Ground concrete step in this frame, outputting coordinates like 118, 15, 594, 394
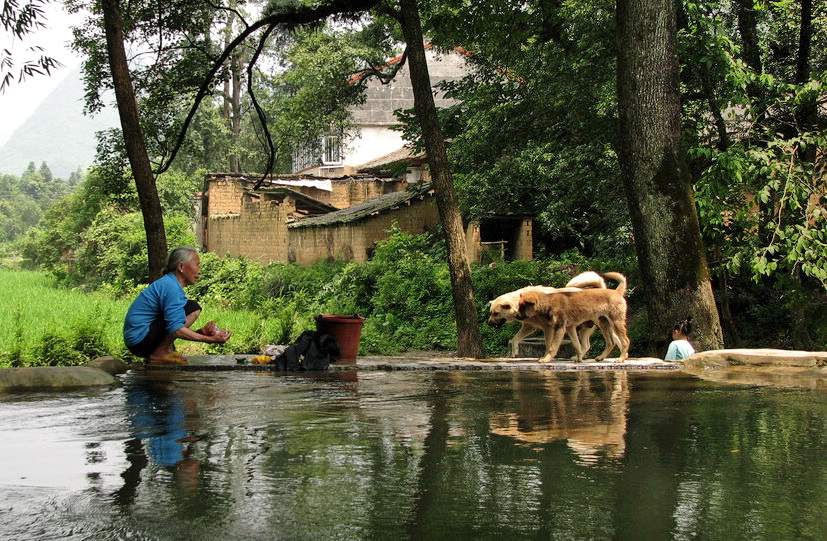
508, 337, 575, 359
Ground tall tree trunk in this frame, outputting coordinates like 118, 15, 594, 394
734, 0, 769, 127
794, 0, 812, 86
794, 0, 817, 143
700, 62, 730, 150
615, 0, 723, 355
222, 15, 233, 169
230, 53, 243, 173
735, 0, 762, 76
790, 0, 815, 347
222, 11, 242, 173
101, 0, 167, 280
398, 0, 485, 358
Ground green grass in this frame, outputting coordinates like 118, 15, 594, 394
0, 270, 287, 367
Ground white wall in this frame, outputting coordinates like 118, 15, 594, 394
344, 126, 407, 168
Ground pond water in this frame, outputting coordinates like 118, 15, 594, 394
2, 369, 827, 539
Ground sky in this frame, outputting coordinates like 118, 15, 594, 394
0, 3, 86, 147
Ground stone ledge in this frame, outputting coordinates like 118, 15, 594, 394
682, 349, 827, 370
680, 349, 827, 389
85, 356, 130, 376
0, 365, 119, 393
142, 354, 680, 372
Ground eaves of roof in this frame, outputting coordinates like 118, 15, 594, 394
355, 147, 427, 173
288, 182, 434, 229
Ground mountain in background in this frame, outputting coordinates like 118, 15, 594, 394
0, 66, 119, 179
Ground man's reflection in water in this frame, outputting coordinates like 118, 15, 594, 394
114, 372, 201, 504
490, 372, 630, 464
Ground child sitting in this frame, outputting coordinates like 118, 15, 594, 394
665, 318, 695, 360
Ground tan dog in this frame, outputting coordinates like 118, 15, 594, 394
558, 272, 609, 357
487, 272, 607, 358
516, 272, 630, 363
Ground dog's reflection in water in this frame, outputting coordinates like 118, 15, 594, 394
489, 371, 629, 464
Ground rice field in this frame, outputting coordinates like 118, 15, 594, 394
0, 270, 282, 366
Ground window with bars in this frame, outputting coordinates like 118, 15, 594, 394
291, 135, 343, 172
321, 135, 342, 165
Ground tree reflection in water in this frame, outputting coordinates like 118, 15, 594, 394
15, 369, 816, 539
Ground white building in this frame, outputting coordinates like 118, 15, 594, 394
292, 46, 471, 180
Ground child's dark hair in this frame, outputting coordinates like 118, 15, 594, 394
673, 317, 693, 336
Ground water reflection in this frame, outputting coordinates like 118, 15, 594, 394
4, 371, 827, 539
118, 371, 203, 503
489, 372, 629, 464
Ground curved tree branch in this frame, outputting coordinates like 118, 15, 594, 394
248, 23, 277, 189
154, 0, 380, 175
350, 48, 407, 88
204, 0, 250, 29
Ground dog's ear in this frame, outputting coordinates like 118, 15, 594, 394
517, 292, 539, 319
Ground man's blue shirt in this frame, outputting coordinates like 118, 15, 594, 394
123, 273, 187, 346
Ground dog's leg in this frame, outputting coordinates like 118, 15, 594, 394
594, 318, 620, 361
539, 323, 566, 363
613, 320, 631, 363
572, 321, 598, 361
510, 324, 537, 357
566, 325, 585, 361
598, 318, 619, 361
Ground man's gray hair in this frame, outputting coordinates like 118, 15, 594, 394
165, 246, 198, 274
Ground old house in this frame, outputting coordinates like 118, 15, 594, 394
201, 46, 532, 264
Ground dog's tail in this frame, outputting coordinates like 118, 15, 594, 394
565, 271, 606, 289
602, 272, 627, 296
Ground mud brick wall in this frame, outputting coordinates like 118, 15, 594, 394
464, 218, 533, 263
203, 174, 533, 265
206, 178, 246, 215
328, 179, 405, 209
207, 200, 289, 262
287, 198, 441, 264
465, 223, 482, 264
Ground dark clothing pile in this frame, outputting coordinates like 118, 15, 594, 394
273, 330, 340, 371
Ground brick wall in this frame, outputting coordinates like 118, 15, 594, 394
515, 218, 533, 261
205, 174, 409, 212
203, 174, 533, 265
279, 178, 407, 209
207, 190, 441, 264
207, 199, 289, 262
206, 178, 246, 215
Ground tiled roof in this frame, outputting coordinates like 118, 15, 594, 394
289, 183, 433, 228
355, 147, 427, 173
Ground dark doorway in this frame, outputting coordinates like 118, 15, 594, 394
479, 217, 525, 262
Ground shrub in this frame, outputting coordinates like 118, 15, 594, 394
253, 260, 347, 307
356, 226, 456, 351
188, 251, 266, 309
35, 333, 85, 366
70, 319, 110, 361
